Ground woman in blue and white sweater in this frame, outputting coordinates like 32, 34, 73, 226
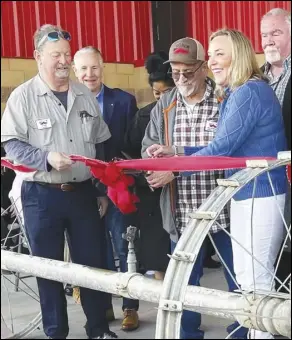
146, 29, 288, 339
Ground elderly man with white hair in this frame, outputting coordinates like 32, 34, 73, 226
261, 8, 291, 147
261, 7, 291, 293
1, 24, 116, 340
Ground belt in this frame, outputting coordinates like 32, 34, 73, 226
35, 179, 92, 192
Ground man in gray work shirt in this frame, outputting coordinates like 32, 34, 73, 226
1, 24, 117, 340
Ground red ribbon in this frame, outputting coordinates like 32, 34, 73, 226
2, 155, 290, 214
111, 156, 277, 172
70, 155, 139, 214
1, 158, 36, 173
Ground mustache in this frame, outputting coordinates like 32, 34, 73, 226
264, 46, 279, 52
56, 64, 70, 69
176, 81, 193, 86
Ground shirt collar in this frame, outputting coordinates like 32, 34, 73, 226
96, 84, 105, 99
264, 54, 291, 75
35, 74, 84, 97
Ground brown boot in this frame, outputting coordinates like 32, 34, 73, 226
121, 309, 139, 331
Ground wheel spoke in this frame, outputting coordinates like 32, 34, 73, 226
2, 274, 39, 303
250, 177, 257, 299
215, 222, 290, 294
208, 233, 252, 306
267, 171, 291, 239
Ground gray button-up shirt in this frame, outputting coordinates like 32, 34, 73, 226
1, 75, 111, 183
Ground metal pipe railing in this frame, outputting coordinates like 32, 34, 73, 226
1, 250, 291, 338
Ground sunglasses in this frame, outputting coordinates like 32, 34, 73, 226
37, 31, 71, 49
168, 61, 204, 81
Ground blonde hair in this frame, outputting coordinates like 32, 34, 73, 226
209, 29, 266, 96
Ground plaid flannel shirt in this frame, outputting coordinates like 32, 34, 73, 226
264, 55, 291, 107
173, 80, 230, 234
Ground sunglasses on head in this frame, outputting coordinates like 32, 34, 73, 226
168, 61, 205, 81
37, 31, 71, 49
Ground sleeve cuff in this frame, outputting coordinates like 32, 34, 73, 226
177, 146, 185, 156
44, 152, 52, 172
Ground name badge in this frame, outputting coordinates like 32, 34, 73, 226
205, 120, 217, 132
36, 119, 52, 130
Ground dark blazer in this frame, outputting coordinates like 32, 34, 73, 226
123, 101, 170, 272
282, 76, 291, 150
102, 85, 138, 160
123, 101, 157, 159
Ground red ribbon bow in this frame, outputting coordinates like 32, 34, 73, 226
70, 156, 139, 214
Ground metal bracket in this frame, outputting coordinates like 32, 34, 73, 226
170, 251, 196, 263
246, 159, 270, 168
115, 272, 141, 291
122, 226, 137, 243
217, 178, 241, 187
159, 299, 183, 312
278, 151, 291, 161
189, 211, 217, 220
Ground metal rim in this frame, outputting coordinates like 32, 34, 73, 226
156, 157, 291, 339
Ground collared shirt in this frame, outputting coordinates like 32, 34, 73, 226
96, 84, 105, 116
264, 55, 291, 107
1, 74, 111, 183
173, 80, 229, 234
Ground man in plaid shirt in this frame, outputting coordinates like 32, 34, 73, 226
261, 8, 291, 293
142, 38, 238, 339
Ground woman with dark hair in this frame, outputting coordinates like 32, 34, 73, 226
123, 52, 175, 279
124, 51, 175, 158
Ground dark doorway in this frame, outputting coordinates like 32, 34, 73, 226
151, 1, 188, 53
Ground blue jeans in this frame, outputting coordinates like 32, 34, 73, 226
104, 201, 139, 311
21, 181, 109, 339
171, 229, 247, 339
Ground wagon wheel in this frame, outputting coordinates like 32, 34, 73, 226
1, 197, 42, 339
156, 152, 291, 339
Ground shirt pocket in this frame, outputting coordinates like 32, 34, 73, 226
27, 117, 56, 147
81, 116, 100, 144
202, 119, 218, 145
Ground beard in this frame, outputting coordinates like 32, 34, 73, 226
177, 85, 195, 97
176, 80, 199, 98
55, 67, 70, 79
264, 47, 281, 64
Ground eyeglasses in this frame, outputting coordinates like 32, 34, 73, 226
37, 31, 71, 49
168, 62, 204, 81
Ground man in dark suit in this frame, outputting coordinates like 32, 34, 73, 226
73, 46, 140, 331
261, 8, 291, 292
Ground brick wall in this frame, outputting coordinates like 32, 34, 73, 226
1, 58, 151, 114
1, 55, 266, 115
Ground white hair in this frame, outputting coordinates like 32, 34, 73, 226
73, 46, 103, 66
261, 8, 291, 35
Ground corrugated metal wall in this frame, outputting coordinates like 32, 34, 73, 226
187, 1, 291, 53
2, 1, 291, 62
1, 1, 153, 63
